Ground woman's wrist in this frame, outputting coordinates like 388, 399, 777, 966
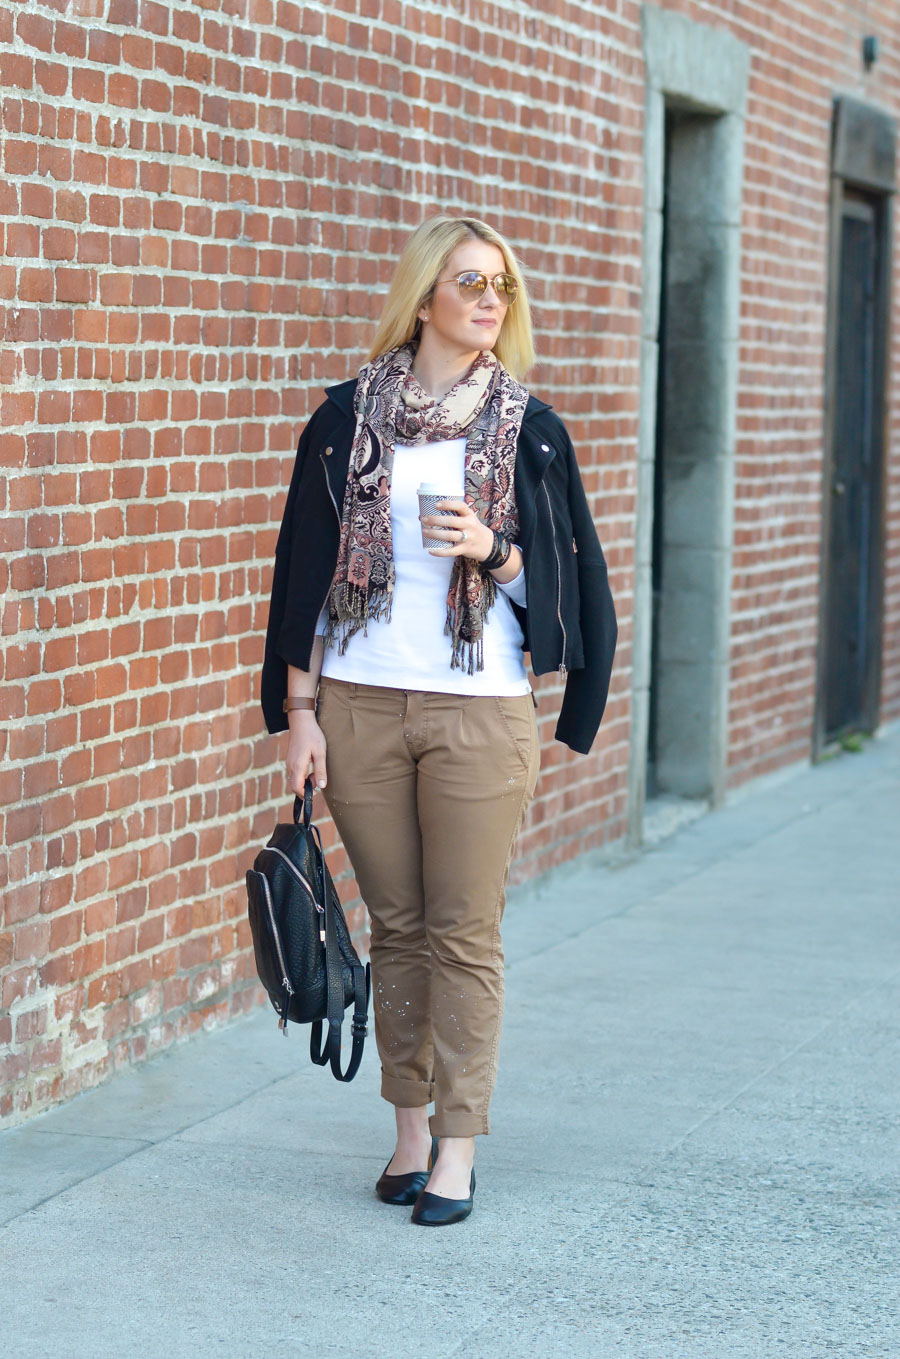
481, 528, 511, 570
285, 647, 323, 723
488, 543, 523, 585
288, 708, 320, 731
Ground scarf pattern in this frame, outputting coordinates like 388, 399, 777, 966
323, 342, 529, 674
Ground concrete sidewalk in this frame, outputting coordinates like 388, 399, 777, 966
2, 727, 898, 1359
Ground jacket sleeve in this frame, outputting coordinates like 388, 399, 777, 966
259, 405, 325, 735
554, 424, 618, 755
496, 550, 527, 606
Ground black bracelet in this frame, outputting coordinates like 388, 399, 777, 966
482, 531, 513, 572
482, 531, 503, 569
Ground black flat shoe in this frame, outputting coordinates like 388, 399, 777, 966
410, 1167, 476, 1226
375, 1135, 439, 1205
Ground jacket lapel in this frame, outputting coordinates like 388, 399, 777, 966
323, 378, 358, 416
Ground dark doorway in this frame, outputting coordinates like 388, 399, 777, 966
823, 191, 883, 738
817, 98, 894, 753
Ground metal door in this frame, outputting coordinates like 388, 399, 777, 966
823, 193, 879, 738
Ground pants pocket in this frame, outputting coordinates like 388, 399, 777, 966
493, 694, 536, 775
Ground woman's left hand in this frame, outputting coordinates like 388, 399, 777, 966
422, 499, 494, 563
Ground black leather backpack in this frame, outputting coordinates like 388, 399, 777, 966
245, 778, 370, 1081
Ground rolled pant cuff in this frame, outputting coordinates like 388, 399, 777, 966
429, 1113, 490, 1137
381, 1073, 434, 1107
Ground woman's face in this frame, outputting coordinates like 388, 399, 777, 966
418, 239, 511, 355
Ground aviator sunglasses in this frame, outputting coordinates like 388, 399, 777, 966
434, 270, 519, 305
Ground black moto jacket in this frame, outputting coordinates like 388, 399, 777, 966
260, 378, 618, 754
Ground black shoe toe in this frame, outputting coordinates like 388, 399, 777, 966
375, 1135, 439, 1205
410, 1168, 476, 1226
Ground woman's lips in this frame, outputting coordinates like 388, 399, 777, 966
473, 318, 496, 327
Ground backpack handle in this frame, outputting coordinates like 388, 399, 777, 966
292, 776, 315, 829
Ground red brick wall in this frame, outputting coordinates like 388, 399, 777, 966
2, 0, 898, 1126
716, 0, 900, 780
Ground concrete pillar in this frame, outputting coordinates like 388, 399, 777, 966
629, 5, 749, 844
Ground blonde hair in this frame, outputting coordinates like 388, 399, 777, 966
366, 216, 536, 380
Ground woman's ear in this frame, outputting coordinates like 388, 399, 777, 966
417, 287, 434, 325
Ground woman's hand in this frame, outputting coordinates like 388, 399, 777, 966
421, 499, 493, 562
285, 711, 327, 794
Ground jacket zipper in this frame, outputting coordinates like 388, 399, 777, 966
267, 844, 326, 943
541, 481, 568, 677
319, 451, 342, 528
312, 450, 344, 644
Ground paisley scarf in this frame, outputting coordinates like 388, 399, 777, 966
322, 341, 529, 674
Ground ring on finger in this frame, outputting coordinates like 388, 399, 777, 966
459, 529, 467, 543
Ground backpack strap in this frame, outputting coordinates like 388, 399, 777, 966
307, 819, 370, 1081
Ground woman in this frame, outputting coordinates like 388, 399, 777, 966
261, 216, 617, 1226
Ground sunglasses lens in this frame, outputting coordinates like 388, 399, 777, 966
496, 274, 518, 303
457, 272, 488, 299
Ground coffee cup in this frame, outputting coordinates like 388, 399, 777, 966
417, 483, 463, 550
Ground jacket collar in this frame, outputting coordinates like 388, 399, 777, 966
323, 377, 552, 421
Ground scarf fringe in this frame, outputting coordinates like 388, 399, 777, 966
322, 583, 393, 655
444, 596, 487, 677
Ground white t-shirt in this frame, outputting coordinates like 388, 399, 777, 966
315, 437, 531, 696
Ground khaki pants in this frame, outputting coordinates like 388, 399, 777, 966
316, 677, 540, 1136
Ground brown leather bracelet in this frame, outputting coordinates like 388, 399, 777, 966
283, 696, 317, 712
